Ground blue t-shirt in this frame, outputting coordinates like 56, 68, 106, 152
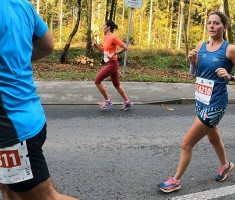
0, 0, 48, 147
197, 41, 234, 108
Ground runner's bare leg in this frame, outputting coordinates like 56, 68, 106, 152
96, 83, 109, 99
115, 85, 128, 100
0, 178, 78, 200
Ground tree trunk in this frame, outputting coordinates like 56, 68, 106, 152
168, 0, 174, 48
187, 0, 192, 40
105, 0, 110, 20
182, 2, 188, 61
59, 0, 63, 45
109, 0, 116, 21
37, 0, 40, 14
154, 19, 157, 47
113, 0, 117, 21
72, 5, 75, 28
202, 8, 207, 42
175, 2, 180, 49
165, 0, 170, 47
178, 0, 183, 50
122, 1, 125, 36
60, 0, 82, 64
139, 12, 142, 46
148, 0, 153, 47
50, 13, 53, 35
223, 0, 233, 43
86, 0, 93, 56
97, 2, 101, 44
45, 1, 48, 24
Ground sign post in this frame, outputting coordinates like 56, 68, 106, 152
122, 0, 143, 77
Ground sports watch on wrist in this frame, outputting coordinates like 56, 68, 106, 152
113, 52, 117, 55
230, 75, 235, 81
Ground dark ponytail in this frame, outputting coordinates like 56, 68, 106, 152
209, 11, 230, 41
105, 20, 118, 33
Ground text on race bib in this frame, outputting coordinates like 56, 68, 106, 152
196, 83, 213, 96
0, 150, 21, 168
195, 77, 214, 105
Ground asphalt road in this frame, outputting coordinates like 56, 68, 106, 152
1, 105, 234, 200
42, 104, 235, 200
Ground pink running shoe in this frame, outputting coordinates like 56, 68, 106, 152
100, 100, 113, 110
120, 102, 133, 111
158, 176, 181, 193
216, 162, 234, 182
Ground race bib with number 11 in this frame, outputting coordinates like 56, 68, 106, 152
0, 141, 33, 184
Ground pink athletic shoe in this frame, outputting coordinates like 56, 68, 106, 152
216, 162, 234, 182
158, 176, 181, 193
100, 100, 113, 110
120, 102, 133, 111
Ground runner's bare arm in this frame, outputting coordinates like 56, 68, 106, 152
93, 43, 104, 52
216, 44, 235, 81
215, 68, 231, 80
188, 42, 203, 65
31, 31, 54, 62
109, 43, 127, 58
116, 43, 127, 54
188, 42, 203, 78
226, 44, 235, 65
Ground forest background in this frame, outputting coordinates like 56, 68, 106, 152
30, 0, 235, 83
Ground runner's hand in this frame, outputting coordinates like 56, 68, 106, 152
107, 53, 114, 59
188, 49, 197, 64
93, 43, 97, 48
215, 68, 230, 80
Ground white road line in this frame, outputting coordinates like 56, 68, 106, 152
171, 185, 235, 200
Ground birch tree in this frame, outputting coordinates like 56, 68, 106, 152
202, 8, 208, 42
139, 12, 142, 46
182, 1, 188, 60
37, 0, 40, 14
148, 0, 153, 47
59, 0, 63, 44
175, 2, 180, 49
97, 2, 101, 44
178, 0, 183, 50
223, 0, 233, 43
168, 0, 174, 48
86, 0, 93, 55
187, 0, 192, 40
121, 1, 125, 37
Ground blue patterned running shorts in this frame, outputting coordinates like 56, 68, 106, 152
195, 103, 226, 128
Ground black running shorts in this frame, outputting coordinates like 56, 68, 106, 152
7, 123, 50, 192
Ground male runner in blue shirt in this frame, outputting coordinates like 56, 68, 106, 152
0, 1, 78, 199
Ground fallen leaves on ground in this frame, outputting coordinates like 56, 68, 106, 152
166, 106, 174, 111
32, 61, 190, 80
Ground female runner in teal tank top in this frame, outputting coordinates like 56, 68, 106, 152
158, 11, 235, 193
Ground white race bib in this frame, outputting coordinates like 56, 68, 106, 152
195, 77, 214, 105
0, 141, 33, 184
103, 51, 109, 62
